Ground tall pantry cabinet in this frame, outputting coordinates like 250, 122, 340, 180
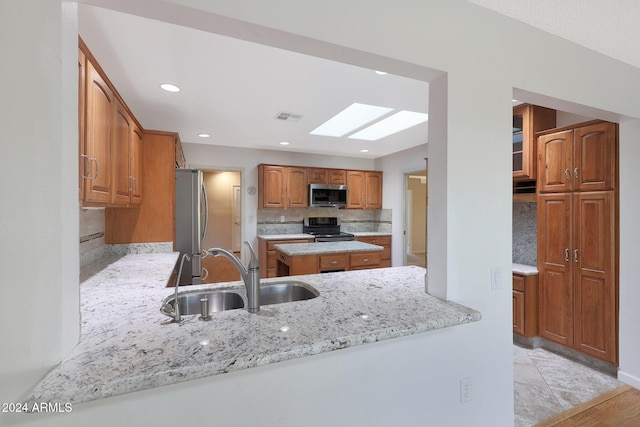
537, 121, 618, 364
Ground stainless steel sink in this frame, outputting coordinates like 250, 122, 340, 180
165, 290, 245, 315
259, 281, 320, 306
162, 281, 319, 317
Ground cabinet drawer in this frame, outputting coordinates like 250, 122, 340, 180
512, 274, 525, 292
357, 235, 391, 246
350, 252, 381, 268
319, 254, 348, 271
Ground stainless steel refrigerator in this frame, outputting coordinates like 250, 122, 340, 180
175, 169, 209, 285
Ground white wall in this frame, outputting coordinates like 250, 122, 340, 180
0, 0, 79, 412
4, 1, 640, 426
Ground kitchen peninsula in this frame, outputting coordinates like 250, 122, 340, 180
28, 253, 480, 406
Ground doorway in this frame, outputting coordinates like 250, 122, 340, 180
404, 169, 427, 267
201, 170, 242, 283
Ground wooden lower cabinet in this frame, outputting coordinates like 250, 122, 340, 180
537, 191, 617, 364
355, 235, 391, 267
275, 249, 383, 276
512, 273, 538, 338
258, 237, 314, 278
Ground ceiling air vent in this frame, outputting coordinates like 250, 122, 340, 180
274, 111, 303, 122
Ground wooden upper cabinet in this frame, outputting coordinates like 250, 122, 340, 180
130, 123, 143, 205
83, 59, 114, 205
346, 170, 365, 208
574, 122, 617, 192
80, 38, 145, 208
513, 104, 556, 180
78, 48, 86, 201
259, 165, 286, 208
308, 168, 327, 184
538, 129, 573, 193
258, 165, 308, 208
365, 171, 383, 209
328, 169, 346, 185
538, 121, 617, 193
113, 98, 133, 205
286, 167, 308, 208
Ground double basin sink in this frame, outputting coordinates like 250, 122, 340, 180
164, 280, 319, 316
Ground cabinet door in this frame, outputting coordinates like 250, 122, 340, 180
574, 122, 617, 192
513, 290, 525, 335
573, 192, 616, 363
78, 48, 86, 201
365, 171, 383, 209
113, 99, 133, 205
286, 167, 308, 208
538, 129, 573, 193
537, 193, 573, 346
308, 168, 327, 184
260, 165, 286, 208
130, 123, 143, 205
84, 60, 114, 204
328, 169, 346, 185
346, 170, 365, 208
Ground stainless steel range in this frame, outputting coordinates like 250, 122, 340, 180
303, 217, 355, 242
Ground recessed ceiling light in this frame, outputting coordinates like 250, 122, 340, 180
374, 70, 388, 75
360, 149, 369, 153
197, 133, 210, 138
279, 141, 290, 145
310, 103, 392, 137
160, 83, 180, 92
349, 111, 428, 141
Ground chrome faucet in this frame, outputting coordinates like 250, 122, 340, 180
207, 241, 260, 313
160, 253, 191, 322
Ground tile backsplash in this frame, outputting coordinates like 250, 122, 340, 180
513, 202, 537, 266
257, 208, 392, 235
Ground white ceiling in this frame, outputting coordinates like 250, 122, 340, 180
78, 5, 429, 159
467, 0, 640, 70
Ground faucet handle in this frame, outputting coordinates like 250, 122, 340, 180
244, 241, 259, 270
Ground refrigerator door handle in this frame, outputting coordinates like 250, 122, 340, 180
201, 182, 209, 242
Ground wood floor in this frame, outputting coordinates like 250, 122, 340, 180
201, 252, 241, 284
536, 385, 640, 426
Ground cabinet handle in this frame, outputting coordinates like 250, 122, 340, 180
80, 154, 90, 179
129, 176, 133, 192
281, 194, 285, 201
565, 248, 569, 262
90, 158, 99, 180
564, 168, 570, 180
574, 249, 578, 263
363, 258, 369, 262
574, 167, 579, 179
331, 261, 337, 265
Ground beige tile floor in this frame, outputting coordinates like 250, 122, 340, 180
514, 345, 623, 426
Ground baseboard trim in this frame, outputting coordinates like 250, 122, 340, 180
618, 370, 640, 389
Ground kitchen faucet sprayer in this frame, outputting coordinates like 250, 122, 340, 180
160, 253, 191, 322
207, 241, 260, 313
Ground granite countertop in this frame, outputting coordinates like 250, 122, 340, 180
274, 241, 383, 256
29, 253, 481, 405
258, 234, 314, 240
512, 263, 538, 276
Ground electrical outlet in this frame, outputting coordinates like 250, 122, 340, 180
460, 377, 472, 403
280, 215, 285, 223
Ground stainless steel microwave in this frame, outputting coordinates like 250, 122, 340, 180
309, 184, 348, 207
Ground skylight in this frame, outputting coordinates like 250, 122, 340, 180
309, 103, 392, 137
348, 110, 428, 141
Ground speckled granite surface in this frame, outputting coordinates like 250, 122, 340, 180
28, 254, 480, 405
512, 263, 538, 276
274, 241, 383, 255
257, 234, 314, 240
